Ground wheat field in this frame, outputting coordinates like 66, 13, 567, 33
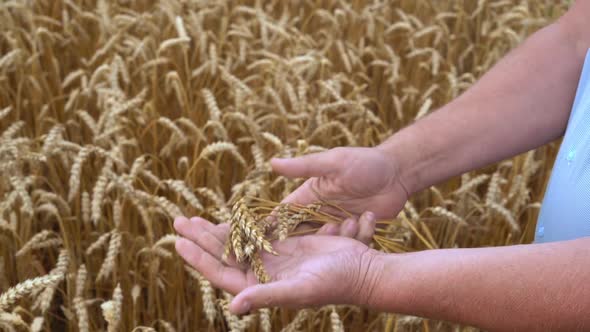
0, 0, 571, 331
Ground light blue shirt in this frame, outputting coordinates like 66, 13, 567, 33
535, 49, 590, 243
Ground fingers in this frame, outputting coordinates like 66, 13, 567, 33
279, 179, 319, 206
173, 216, 228, 261
317, 223, 339, 236
271, 148, 344, 179
174, 216, 245, 268
175, 237, 247, 295
356, 211, 376, 245
316, 218, 359, 239
315, 211, 375, 245
339, 218, 359, 238
230, 279, 306, 315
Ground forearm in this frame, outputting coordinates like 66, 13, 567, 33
378, 17, 588, 194
367, 238, 590, 331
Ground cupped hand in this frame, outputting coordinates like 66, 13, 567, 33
174, 215, 383, 315
271, 147, 408, 220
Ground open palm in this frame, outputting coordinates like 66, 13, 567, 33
174, 216, 380, 314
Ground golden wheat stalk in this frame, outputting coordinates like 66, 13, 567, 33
101, 283, 123, 332
0, 275, 61, 311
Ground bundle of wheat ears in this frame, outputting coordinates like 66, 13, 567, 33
0, 0, 569, 331
224, 197, 351, 284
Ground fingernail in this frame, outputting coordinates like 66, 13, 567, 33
364, 211, 375, 221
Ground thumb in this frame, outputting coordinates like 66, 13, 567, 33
230, 279, 308, 314
271, 148, 345, 179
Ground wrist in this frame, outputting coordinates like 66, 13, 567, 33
375, 130, 425, 196
361, 251, 417, 313
351, 249, 400, 309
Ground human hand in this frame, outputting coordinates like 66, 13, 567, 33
174, 215, 384, 315
271, 147, 409, 219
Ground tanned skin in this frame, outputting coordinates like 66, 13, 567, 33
175, 2, 590, 330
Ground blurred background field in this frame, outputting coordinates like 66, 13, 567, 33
0, 0, 570, 331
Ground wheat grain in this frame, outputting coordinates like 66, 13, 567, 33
329, 306, 344, 332
251, 251, 270, 283
486, 172, 503, 205
0, 192, 18, 216
25, 238, 63, 253
68, 146, 93, 202
281, 309, 312, 332
430, 207, 467, 226
158, 37, 190, 54
201, 89, 222, 122
35, 249, 69, 313
0, 311, 28, 331
454, 174, 490, 195
264, 87, 287, 115
42, 125, 64, 155
0, 106, 13, 121
164, 179, 203, 211
91, 159, 113, 224
157, 320, 176, 332
75, 265, 87, 298
157, 117, 185, 141
224, 112, 262, 142
0, 1, 563, 330
309, 121, 357, 146
185, 266, 216, 324
30, 316, 44, 332
74, 295, 90, 332
219, 66, 252, 95
102, 283, 123, 332
209, 44, 218, 75
414, 97, 433, 120
260, 308, 272, 332
87, 33, 121, 66
86, 232, 111, 255
488, 202, 520, 233
261, 132, 283, 151
251, 144, 266, 170
97, 232, 122, 281
113, 199, 122, 228
233, 199, 277, 255
199, 142, 246, 166
397, 315, 423, 325
219, 297, 255, 332
507, 174, 524, 202
0, 274, 61, 311
15, 230, 56, 257
154, 195, 183, 218
203, 120, 229, 141
0, 218, 16, 239
228, 219, 245, 263
9, 176, 33, 217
